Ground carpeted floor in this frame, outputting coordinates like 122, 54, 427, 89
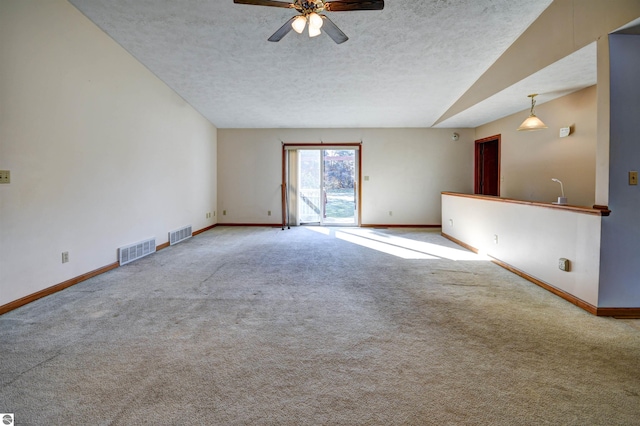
1, 226, 639, 425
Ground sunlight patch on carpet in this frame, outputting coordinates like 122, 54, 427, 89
307, 227, 490, 261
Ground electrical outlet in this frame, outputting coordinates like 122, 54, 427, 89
493, 235, 499, 244
364, 176, 370, 181
213, 211, 216, 217
629, 171, 638, 186
223, 210, 226, 216
0, 170, 10, 184
559, 258, 570, 272
389, 211, 393, 216
268, 210, 271, 216
62, 252, 69, 263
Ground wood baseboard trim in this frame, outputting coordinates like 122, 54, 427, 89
193, 224, 217, 236
218, 224, 442, 229
0, 223, 219, 316
441, 232, 606, 316
360, 224, 441, 229
218, 223, 283, 227
490, 257, 599, 316
441, 233, 477, 254
597, 308, 640, 318
0, 262, 119, 316
156, 242, 170, 251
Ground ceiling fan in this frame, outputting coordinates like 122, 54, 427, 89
233, 0, 384, 44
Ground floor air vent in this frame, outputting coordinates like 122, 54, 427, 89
119, 237, 156, 265
169, 225, 192, 245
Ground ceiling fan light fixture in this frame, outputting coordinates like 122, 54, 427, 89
235, 0, 385, 44
292, 15, 307, 34
308, 25, 322, 37
517, 94, 548, 131
308, 12, 323, 30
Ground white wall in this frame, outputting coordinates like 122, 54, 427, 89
476, 86, 597, 207
0, 1, 217, 307
442, 194, 601, 306
218, 128, 474, 226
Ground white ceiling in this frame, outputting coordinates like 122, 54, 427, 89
436, 43, 597, 128
68, 0, 599, 129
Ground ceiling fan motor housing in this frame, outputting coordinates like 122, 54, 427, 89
296, 0, 325, 14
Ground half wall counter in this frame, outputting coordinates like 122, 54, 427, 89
441, 192, 609, 314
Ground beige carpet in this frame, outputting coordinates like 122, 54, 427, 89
1, 226, 639, 425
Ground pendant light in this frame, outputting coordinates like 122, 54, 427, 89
308, 26, 322, 37
308, 12, 323, 37
517, 94, 548, 131
292, 16, 307, 34
308, 13, 323, 29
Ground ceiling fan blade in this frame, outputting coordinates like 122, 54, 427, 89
321, 16, 348, 44
325, 0, 384, 12
268, 16, 296, 42
233, 0, 295, 8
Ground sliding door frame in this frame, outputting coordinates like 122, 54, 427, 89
282, 143, 362, 227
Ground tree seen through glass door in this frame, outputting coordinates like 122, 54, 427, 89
323, 150, 356, 224
298, 149, 357, 225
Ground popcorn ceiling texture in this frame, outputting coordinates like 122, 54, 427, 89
437, 43, 596, 128
69, 0, 556, 128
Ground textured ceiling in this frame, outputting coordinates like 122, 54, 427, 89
66, 0, 591, 129
436, 43, 597, 128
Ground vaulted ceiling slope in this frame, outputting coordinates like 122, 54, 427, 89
68, 0, 606, 129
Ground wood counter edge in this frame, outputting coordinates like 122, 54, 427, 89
441, 192, 609, 217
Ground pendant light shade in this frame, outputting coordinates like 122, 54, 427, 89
517, 94, 547, 131
292, 15, 307, 34
518, 115, 548, 131
308, 25, 322, 37
308, 13, 323, 37
308, 13, 323, 30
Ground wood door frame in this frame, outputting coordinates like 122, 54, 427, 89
474, 134, 501, 196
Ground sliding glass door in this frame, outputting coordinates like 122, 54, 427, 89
323, 149, 357, 225
298, 149, 357, 226
299, 150, 323, 224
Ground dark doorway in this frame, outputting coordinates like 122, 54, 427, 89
475, 135, 500, 196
